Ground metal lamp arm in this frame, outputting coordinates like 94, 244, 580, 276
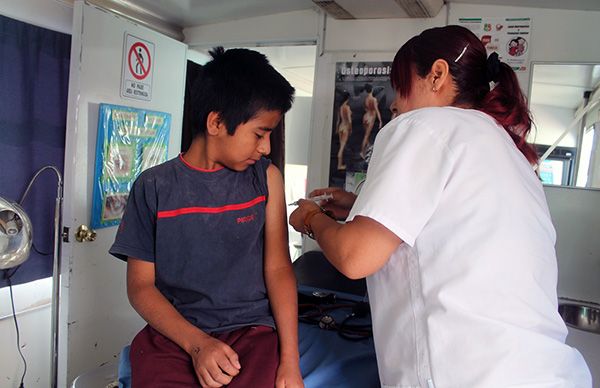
17, 165, 63, 388
18, 165, 63, 206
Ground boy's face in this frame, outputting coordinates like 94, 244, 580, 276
215, 109, 282, 171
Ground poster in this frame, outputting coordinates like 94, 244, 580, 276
329, 61, 396, 189
458, 17, 531, 72
458, 17, 532, 72
121, 33, 155, 101
91, 104, 170, 229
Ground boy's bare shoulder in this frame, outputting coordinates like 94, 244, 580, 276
265, 162, 283, 182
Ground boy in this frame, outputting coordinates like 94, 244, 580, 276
110, 47, 303, 388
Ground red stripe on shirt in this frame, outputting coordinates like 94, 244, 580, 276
157, 195, 266, 219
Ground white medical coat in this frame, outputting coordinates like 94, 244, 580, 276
348, 107, 592, 388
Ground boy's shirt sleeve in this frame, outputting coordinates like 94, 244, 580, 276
108, 174, 157, 262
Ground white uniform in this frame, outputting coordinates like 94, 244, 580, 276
348, 107, 592, 388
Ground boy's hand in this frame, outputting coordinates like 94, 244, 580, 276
190, 337, 241, 387
275, 360, 304, 388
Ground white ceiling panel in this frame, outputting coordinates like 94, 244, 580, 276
530, 64, 600, 109
116, 0, 600, 29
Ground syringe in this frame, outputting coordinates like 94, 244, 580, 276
288, 193, 333, 206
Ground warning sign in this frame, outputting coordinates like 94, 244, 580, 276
121, 34, 154, 101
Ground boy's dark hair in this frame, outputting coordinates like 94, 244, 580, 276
190, 47, 295, 137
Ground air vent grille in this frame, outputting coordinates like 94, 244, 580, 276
394, 0, 431, 18
312, 0, 355, 19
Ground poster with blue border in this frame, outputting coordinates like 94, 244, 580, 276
91, 103, 170, 229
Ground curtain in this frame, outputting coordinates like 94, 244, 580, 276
0, 15, 71, 287
181, 60, 202, 153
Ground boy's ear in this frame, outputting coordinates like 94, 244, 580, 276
206, 111, 224, 136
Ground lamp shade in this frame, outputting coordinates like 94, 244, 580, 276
0, 196, 32, 270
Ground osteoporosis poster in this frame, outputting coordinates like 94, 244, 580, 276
91, 103, 170, 229
329, 62, 396, 190
458, 17, 532, 72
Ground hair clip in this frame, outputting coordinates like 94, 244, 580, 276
454, 44, 469, 63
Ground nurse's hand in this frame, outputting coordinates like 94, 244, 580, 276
309, 187, 357, 221
289, 199, 322, 236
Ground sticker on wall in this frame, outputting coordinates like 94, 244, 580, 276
458, 17, 532, 72
121, 33, 155, 101
91, 103, 170, 229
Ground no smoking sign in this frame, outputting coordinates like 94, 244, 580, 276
121, 34, 155, 101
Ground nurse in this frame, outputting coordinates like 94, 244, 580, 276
289, 25, 591, 387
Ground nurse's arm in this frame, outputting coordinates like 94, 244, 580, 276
310, 214, 402, 279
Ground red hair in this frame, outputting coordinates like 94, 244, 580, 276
391, 25, 537, 165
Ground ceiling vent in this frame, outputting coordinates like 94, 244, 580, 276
313, 0, 444, 19
312, 0, 355, 19
395, 0, 444, 17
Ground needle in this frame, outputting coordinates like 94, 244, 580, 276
288, 193, 333, 206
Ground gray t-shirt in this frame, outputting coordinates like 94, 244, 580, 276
109, 155, 274, 332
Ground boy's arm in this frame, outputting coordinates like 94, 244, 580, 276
127, 258, 241, 387
263, 164, 303, 386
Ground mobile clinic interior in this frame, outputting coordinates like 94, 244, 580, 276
0, 0, 599, 386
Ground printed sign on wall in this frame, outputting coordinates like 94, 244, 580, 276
458, 17, 532, 72
121, 33, 155, 101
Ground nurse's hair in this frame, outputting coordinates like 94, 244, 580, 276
391, 25, 537, 165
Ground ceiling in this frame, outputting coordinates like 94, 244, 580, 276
112, 0, 600, 29
530, 64, 600, 110
113, 0, 600, 28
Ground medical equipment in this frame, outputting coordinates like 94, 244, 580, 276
288, 193, 333, 206
0, 165, 63, 388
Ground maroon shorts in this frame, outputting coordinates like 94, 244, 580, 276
130, 324, 279, 387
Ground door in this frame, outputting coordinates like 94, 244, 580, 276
60, 2, 186, 385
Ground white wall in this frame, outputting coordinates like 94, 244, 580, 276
544, 186, 600, 303
285, 96, 313, 166
544, 185, 600, 383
